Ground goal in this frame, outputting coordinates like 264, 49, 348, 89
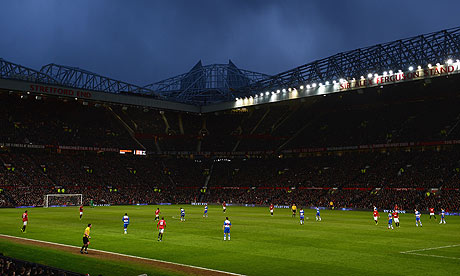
44, 194, 83, 208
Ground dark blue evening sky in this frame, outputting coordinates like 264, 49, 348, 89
1, 0, 459, 85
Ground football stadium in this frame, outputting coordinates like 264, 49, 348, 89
1, 2, 460, 276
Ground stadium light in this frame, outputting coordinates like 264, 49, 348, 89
417, 66, 421, 70
389, 70, 393, 75
360, 76, 364, 80
260, 93, 263, 96
325, 81, 330, 85
265, 92, 270, 96
436, 63, 441, 67
306, 84, 311, 89
383, 71, 387, 76
332, 80, 336, 84
428, 64, 432, 68
339, 78, 344, 83
235, 98, 239, 101
447, 59, 453, 65
312, 83, 317, 88
276, 90, 280, 93
409, 66, 413, 71
319, 83, 323, 87
300, 85, 304, 89
367, 73, 373, 78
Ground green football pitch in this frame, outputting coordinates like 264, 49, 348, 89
0, 205, 459, 276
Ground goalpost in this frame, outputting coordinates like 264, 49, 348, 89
44, 194, 83, 208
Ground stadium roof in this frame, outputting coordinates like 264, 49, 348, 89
1, 26, 460, 109
242, 26, 460, 95
144, 60, 270, 105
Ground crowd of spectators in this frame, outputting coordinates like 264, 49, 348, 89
0, 148, 459, 211
0, 254, 83, 276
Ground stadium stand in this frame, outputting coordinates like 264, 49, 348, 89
0, 147, 459, 211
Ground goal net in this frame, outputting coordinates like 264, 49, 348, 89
44, 194, 83, 208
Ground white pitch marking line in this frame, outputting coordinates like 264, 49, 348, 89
402, 252, 460, 260
400, 244, 460, 254
0, 234, 245, 276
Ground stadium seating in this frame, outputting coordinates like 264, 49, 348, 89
1, 75, 460, 211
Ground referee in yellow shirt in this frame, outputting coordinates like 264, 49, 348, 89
292, 204, 297, 217
80, 224, 92, 254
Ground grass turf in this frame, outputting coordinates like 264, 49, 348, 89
0, 238, 185, 276
0, 205, 459, 276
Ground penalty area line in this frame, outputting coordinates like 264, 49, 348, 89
400, 244, 460, 261
0, 234, 245, 276
401, 252, 460, 260
400, 244, 460, 254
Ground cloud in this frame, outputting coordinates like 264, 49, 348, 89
1, 0, 459, 85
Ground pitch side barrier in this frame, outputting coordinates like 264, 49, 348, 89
5, 203, 460, 216
3, 139, 460, 156
190, 203, 460, 216
5, 203, 171, 209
